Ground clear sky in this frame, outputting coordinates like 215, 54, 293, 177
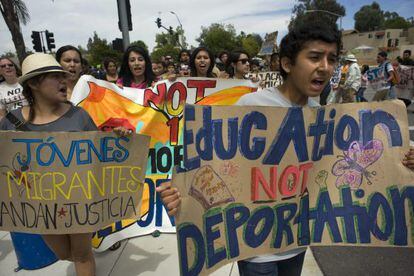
0, 0, 413, 55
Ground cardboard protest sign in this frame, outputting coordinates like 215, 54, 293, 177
395, 65, 414, 99
71, 76, 257, 250
0, 131, 150, 234
248, 71, 283, 88
258, 31, 278, 56
173, 101, 414, 275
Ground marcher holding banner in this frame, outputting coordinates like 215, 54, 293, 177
372, 51, 397, 101
0, 53, 134, 276
160, 20, 342, 275
189, 47, 216, 78
233, 21, 342, 276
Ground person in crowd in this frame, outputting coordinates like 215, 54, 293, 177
55, 45, 83, 100
326, 62, 342, 104
178, 63, 190, 77
401, 49, 414, 66
158, 20, 414, 276
250, 59, 260, 74
319, 82, 331, 105
337, 54, 361, 103
81, 58, 92, 76
161, 62, 177, 80
178, 49, 190, 65
158, 20, 342, 276
356, 64, 369, 102
101, 58, 119, 83
117, 46, 156, 88
152, 61, 166, 77
0, 57, 28, 119
216, 50, 229, 72
269, 52, 280, 71
0, 53, 131, 276
165, 55, 173, 64
189, 47, 216, 78
372, 51, 397, 101
228, 50, 251, 79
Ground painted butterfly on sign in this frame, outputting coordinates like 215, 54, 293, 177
332, 140, 383, 190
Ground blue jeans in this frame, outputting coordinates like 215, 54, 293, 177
388, 86, 396, 99
356, 87, 367, 102
237, 252, 306, 276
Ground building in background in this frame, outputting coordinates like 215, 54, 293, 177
342, 27, 414, 65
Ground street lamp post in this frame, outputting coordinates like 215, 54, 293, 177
170, 11, 184, 49
305, 9, 343, 30
170, 11, 183, 29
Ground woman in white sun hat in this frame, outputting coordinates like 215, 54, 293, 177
0, 53, 131, 276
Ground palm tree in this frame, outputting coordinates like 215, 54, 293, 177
0, 0, 30, 63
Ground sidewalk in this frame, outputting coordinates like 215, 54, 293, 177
0, 230, 322, 276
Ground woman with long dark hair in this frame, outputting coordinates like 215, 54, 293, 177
189, 47, 215, 78
56, 45, 83, 100
117, 46, 155, 88
102, 58, 119, 83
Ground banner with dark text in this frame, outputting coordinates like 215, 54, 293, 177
174, 101, 414, 275
0, 131, 149, 234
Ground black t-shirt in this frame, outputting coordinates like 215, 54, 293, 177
0, 105, 98, 131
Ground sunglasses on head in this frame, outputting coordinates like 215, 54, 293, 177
0, 63, 14, 69
238, 59, 250, 65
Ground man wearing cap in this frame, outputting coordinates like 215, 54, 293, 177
337, 54, 360, 103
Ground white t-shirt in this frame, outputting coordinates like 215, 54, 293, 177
0, 81, 28, 111
236, 86, 319, 263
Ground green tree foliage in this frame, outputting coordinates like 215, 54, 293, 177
354, 2, 412, 32
130, 40, 148, 52
354, 2, 384, 31
383, 11, 412, 29
0, 0, 30, 62
151, 44, 180, 62
196, 23, 239, 55
86, 32, 121, 66
151, 27, 187, 62
240, 34, 262, 58
289, 0, 345, 31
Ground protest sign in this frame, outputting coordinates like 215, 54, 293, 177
258, 31, 278, 56
173, 101, 414, 275
365, 65, 414, 100
71, 76, 258, 250
395, 65, 414, 99
248, 71, 283, 88
0, 131, 150, 234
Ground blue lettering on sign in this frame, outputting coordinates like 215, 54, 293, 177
182, 106, 402, 173
177, 187, 414, 275
13, 136, 130, 167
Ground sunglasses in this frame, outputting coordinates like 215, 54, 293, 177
0, 63, 14, 69
238, 59, 250, 65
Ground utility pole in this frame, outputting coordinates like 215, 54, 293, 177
117, 0, 131, 50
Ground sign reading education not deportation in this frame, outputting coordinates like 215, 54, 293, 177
173, 101, 414, 275
0, 131, 150, 234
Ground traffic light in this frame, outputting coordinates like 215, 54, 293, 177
31, 31, 42, 52
169, 26, 174, 35
112, 38, 123, 52
156, 18, 161, 28
125, 0, 132, 31
117, 0, 132, 31
45, 30, 55, 51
